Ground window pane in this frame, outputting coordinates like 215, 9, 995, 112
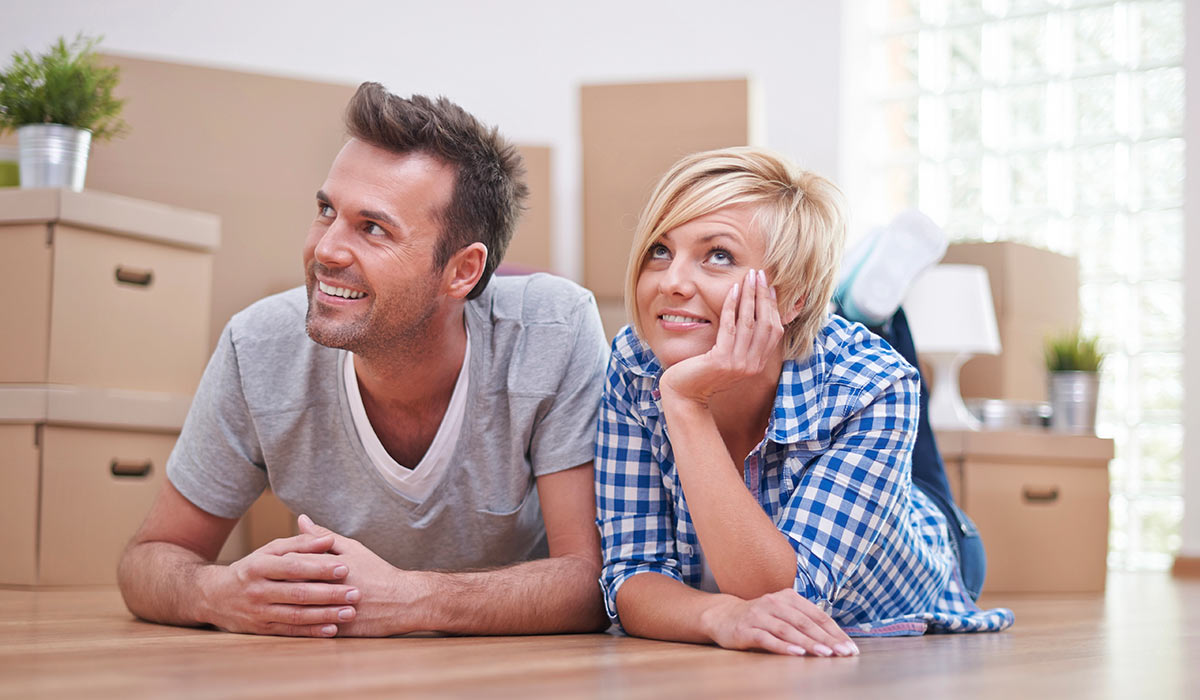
1137, 281, 1183, 352
1071, 7, 1117, 72
1139, 67, 1184, 134
1136, 352, 1182, 420
887, 33, 921, 88
1071, 75, 1119, 141
1073, 145, 1117, 211
1135, 424, 1183, 490
1134, 210, 1183, 280
947, 26, 984, 87
1137, 1, 1184, 65
1134, 138, 1184, 209
1006, 17, 1050, 79
1000, 84, 1049, 146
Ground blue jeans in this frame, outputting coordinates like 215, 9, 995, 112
854, 307, 987, 599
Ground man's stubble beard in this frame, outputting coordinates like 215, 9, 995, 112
305, 281, 441, 361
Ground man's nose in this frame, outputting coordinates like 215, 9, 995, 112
313, 219, 353, 268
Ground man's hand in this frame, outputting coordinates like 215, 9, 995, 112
659, 268, 784, 407
198, 532, 361, 638
700, 588, 858, 657
296, 514, 433, 637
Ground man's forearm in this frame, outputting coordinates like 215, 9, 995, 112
117, 542, 216, 628
406, 554, 607, 635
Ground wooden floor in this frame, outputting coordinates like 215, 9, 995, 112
0, 573, 1196, 699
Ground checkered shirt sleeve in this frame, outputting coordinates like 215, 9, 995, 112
595, 348, 681, 627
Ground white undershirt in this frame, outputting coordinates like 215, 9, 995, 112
342, 330, 470, 502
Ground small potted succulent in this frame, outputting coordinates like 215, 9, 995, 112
1044, 328, 1104, 434
0, 34, 128, 190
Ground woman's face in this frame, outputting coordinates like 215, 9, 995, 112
635, 204, 768, 368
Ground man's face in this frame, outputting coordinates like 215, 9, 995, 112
303, 138, 457, 356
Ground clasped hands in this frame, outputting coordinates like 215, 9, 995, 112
658, 267, 786, 408
201, 514, 420, 638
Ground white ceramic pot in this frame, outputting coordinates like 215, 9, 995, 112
17, 123, 92, 191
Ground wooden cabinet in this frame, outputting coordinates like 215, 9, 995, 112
0, 189, 220, 586
938, 429, 1114, 593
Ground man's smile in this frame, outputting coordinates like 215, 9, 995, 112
318, 280, 368, 300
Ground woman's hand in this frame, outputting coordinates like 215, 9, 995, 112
700, 588, 858, 657
659, 268, 784, 407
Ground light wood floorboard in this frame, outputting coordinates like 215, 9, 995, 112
0, 573, 1195, 698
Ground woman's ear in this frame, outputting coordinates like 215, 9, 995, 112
782, 295, 806, 325
444, 242, 488, 299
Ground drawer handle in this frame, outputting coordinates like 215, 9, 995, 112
1022, 486, 1060, 504
110, 459, 153, 478
115, 266, 154, 287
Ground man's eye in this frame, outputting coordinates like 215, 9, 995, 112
318, 204, 335, 218
366, 222, 386, 236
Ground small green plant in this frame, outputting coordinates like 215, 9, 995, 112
0, 34, 127, 141
1045, 328, 1104, 372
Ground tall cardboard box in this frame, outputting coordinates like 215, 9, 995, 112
581, 79, 752, 327
941, 242, 1079, 402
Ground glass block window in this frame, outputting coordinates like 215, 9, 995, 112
853, 0, 1184, 570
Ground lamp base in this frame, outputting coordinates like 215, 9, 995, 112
924, 352, 980, 431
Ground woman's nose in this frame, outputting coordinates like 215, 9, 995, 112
659, 259, 695, 296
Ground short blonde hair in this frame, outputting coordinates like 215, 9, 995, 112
625, 147, 847, 360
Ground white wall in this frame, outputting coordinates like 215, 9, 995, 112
0, 0, 844, 281
1181, 1, 1200, 559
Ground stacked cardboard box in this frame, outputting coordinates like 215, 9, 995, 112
941, 242, 1080, 402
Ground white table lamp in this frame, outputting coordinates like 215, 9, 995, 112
903, 264, 1001, 430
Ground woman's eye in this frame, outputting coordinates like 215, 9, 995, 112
649, 243, 671, 260
708, 249, 734, 265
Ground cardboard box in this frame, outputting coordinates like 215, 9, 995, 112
941, 242, 1079, 402
939, 429, 1113, 593
581, 79, 751, 302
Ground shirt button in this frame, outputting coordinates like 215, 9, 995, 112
681, 544, 693, 554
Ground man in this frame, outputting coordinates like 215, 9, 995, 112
118, 83, 609, 638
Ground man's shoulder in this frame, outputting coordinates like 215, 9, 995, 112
473, 273, 596, 327
226, 287, 310, 343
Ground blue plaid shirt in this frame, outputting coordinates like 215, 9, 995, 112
595, 315, 1014, 636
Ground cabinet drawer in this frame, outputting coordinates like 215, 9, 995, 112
39, 426, 174, 586
964, 460, 1108, 593
47, 225, 212, 394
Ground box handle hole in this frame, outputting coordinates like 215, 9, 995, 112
1022, 486, 1059, 504
110, 459, 153, 478
115, 266, 154, 287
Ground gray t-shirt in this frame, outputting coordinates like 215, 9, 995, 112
167, 274, 608, 570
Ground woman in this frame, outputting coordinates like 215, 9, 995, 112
595, 147, 1013, 657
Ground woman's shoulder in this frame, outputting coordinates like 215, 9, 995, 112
808, 314, 918, 394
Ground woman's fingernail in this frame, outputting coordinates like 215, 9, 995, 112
834, 643, 855, 656
813, 644, 834, 657
321, 625, 337, 636
747, 269, 757, 286
770, 286, 777, 300
786, 645, 807, 656
732, 283, 739, 297
333, 565, 348, 578
758, 269, 766, 286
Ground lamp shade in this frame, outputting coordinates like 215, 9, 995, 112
903, 264, 1001, 356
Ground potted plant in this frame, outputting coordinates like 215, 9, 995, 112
0, 34, 127, 191
1044, 328, 1104, 434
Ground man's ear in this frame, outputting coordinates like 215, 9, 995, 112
782, 295, 806, 325
444, 242, 488, 299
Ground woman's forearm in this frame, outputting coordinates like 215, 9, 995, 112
661, 396, 798, 598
